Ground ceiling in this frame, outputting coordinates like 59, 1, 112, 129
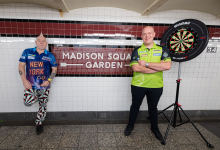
0, 0, 220, 17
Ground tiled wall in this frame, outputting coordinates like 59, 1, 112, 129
0, 3, 220, 113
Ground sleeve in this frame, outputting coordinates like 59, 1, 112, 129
50, 54, 58, 67
130, 48, 139, 67
19, 49, 27, 63
161, 46, 171, 62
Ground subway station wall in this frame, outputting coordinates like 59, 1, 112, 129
0, 3, 220, 113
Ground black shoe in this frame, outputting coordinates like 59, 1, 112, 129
124, 125, 134, 136
151, 128, 163, 141
36, 125, 43, 134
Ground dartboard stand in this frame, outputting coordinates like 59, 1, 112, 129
158, 62, 214, 148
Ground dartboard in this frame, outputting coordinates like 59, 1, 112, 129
161, 19, 209, 62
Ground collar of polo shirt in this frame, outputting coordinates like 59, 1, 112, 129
33, 47, 48, 54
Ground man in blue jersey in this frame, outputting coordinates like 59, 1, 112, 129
19, 33, 57, 134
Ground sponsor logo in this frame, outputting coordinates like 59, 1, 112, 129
139, 50, 147, 53
163, 52, 168, 58
200, 35, 206, 40
42, 56, 51, 61
172, 56, 188, 60
141, 54, 147, 57
20, 56, 25, 59
153, 53, 161, 56
133, 56, 140, 60
28, 54, 36, 56
174, 22, 190, 28
161, 43, 165, 45
28, 56, 35, 59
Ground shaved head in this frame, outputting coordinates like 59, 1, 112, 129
141, 26, 155, 47
35, 35, 47, 51
142, 26, 154, 34
36, 35, 47, 41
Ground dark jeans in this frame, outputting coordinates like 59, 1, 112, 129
128, 85, 163, 130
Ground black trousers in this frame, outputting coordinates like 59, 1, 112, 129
128, 85, 163, 130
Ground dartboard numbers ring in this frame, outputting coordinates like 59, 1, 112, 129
160, 19, 209, 62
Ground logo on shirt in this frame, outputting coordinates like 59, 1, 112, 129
153, 53, 161, 56
42, 56, 51, 61
141, 54, 147, 57
133, 56, 140, 60
163, 52, 168, 58
20, 56, 25, 59
139, 50, 147, 53
28, 56, 35, 59
28, 54, 36, 56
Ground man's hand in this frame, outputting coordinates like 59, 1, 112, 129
41, 81, 50, 87
23, 79, 32, 89
138, 60, 147, 67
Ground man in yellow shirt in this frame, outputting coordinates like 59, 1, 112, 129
124, 26, 171, 142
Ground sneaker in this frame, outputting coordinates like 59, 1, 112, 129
151, 128, 163, 141
36, 125, 43, 134
124, 125, 134, 136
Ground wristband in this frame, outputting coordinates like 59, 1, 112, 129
48, 78, 52, 83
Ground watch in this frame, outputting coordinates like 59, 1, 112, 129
145, 62, 149, 68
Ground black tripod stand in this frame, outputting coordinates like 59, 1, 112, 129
158, 62, 214, 148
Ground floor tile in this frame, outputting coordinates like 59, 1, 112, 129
78, 147, 98, 150
59, 133, 80, 148
98, 133, 116, 147
11, 126, 33, 134
118, 146, 140, 150
199, 123, 220, 131
114, 132, 136, 147
0, 134, 26, 149
97, 124, 113, 133
79, 133, 98, 148
81, 125, 98, 133
17, 134, 44, 149
0, 126, 17, 134
99, 146, 118, 150
45, 125, 65, 134
0, 122, 220, 150
112, 124, 126, 133
40, 134, 62, 149
133, 124, 150, 133
132, 132, 157, 147
62, 125, 82, 134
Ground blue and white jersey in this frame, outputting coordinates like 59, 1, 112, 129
19, 47, 57, 89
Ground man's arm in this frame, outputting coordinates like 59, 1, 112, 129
132, 64, 158, 74
49, 67, 57, 79
41, 67, 57, 87
138, 60, 171, 71
19, 62, 32, 89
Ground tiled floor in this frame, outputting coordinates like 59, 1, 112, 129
0, 122, 220, 150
